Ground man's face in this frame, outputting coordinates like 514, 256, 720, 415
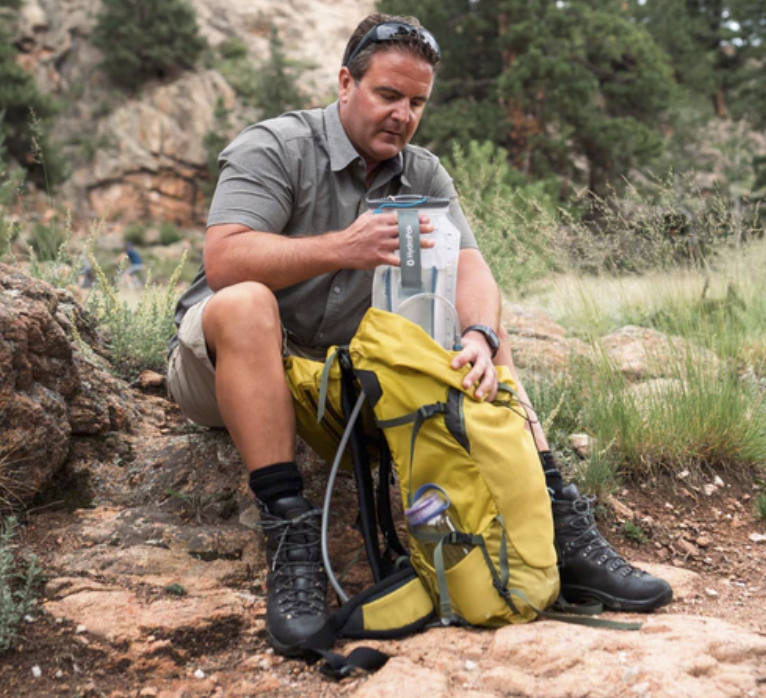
338, 49, 435, 168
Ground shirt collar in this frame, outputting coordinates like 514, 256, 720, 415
325, 101, 407, 186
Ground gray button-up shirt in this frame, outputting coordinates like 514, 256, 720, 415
172, 101, 477, 351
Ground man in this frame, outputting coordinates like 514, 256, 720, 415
167, 13, 672, 657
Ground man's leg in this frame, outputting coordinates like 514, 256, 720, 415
495, 326, 672, 612
202, 282, 330, 654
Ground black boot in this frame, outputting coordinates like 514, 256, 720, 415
259, 494, 331, 656
553, 484, 673, 612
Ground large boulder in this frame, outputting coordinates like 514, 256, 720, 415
0, 264, 136, 503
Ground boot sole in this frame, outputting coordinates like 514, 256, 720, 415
268, 630, 305, 658
267, 620, 333, 658
561, 584, 673, 613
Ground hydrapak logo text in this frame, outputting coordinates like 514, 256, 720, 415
404, 225, 416, 267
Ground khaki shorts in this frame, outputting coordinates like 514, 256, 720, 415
167, 297, 327, 428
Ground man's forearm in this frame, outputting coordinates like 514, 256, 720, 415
455, 248, 502, 330
204, 224, 348, 292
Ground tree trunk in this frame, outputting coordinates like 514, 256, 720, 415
498, 11, 543, 173
713, 83, 728, 119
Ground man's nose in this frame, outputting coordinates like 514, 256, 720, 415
392, 98, 411, 123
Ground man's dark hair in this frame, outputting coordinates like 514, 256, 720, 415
342, 13, 441, 81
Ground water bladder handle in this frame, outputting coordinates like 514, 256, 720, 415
398, 209, 423, 292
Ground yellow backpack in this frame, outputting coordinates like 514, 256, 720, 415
286, 308, 559, 648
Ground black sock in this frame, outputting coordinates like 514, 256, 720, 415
539, 451, 564, 498
248, 461, 303, 511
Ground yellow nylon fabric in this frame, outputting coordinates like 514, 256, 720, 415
284, 353, 352, 470
349, 308, 560, 625
361, 576, 435, 632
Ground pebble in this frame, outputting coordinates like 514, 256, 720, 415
32, 666, 42, 679
194, 669, 206, 679
464, 660, 477, 671
705, 588, 719, 598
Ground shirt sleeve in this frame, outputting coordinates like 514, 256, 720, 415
207, 124, 293, 233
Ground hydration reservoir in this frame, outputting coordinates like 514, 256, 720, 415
369, 196, 461, 350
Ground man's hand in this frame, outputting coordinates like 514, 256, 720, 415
340, 210, 434, 269
451, 331, 498, 402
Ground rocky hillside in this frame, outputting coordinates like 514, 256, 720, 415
13, 0, 374, 227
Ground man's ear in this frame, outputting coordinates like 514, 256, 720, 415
338, 66, 353, 103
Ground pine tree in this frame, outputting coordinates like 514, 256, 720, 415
92, 0, 207, 92
0, 0, 66, 188
254, 25, 309, 119
379, 0, 677, 196
629, 0, 766, 125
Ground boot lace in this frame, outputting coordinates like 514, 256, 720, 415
259, 509, 327, 617
565, 497, 641, 577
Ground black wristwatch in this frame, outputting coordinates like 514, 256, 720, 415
462, 324, 500, 358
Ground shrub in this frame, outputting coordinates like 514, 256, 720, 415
0, 4, 66, 189
622, 520, 649, 545
159, 221, 183, 246
27, 217, 69, 262
215, 25, 310, 116
446, 141, 560, 295
123, 222, 147, 246
0, 517, 42, 654
92, 0, 206, 92
755, 493, 766, 522
86, 249, 187, 379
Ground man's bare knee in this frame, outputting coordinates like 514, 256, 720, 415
203, 282, 282, 352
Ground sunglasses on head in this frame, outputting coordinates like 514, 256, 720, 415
343, 21, 441, 68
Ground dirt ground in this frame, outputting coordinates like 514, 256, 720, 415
2, 413, 765, 698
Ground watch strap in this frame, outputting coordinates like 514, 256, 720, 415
461, 324, 499, 357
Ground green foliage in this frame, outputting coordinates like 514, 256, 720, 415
86, 249, 187, 379
158, 221, 183, 246
446, 141, 559, 293
254, 25, 311, 119
214, 26, 310, 117
629, 0, 766, 127
25, 212, 81, 289
756, 493, 766, 522
622, 520, 649, 545
0, 120, 22, 256
0, 517, 42, 655
556, 175, 760, 276
92, 0, 206, 92
214, 40, 260, 105
202, 97, 233, 201
380, 0, 676, 196
0, 4, 66, 188
123, 222, 147, 246
27, 216, 69, 262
